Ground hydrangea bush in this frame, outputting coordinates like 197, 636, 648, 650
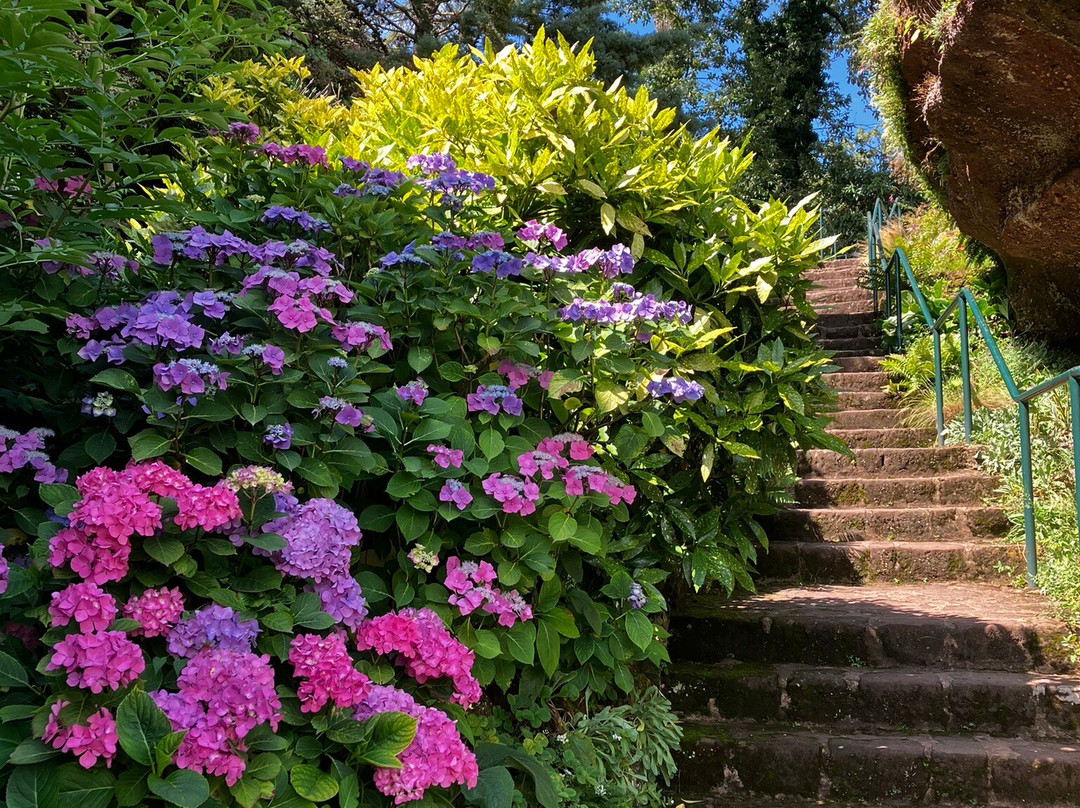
0, 6, 838, 808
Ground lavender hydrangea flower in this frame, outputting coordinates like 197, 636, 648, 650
153, 359, 229, 397
646, 377, 704, 403
628, 582, 647, 610
264, 423, 293, 450
396, 380, 428, 406
261, 206, 330, 233
167, 604, 260, 658
471, 251, 522, 278
466, 384, 523, 416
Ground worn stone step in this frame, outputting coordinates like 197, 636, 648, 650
817, 323, 878, 340
799, 447, 978, 477
824, 371, 888, 391
675, 721, 1080, 805
669, 583, 1071, 671
764, 506, 1010, 542
817, 312, 877, 329
814, 303, 875, 315
828, 408, 904, 429
666, 663, 1080, 739
828, 356, 885, 373
793, 474, 998, 507
825, 427, 935, 448
757, 540, 1022, 584
835, 391, 894, 410
831, 349, 887, 359
809, 287, 872, 301
820, 336, 881, 352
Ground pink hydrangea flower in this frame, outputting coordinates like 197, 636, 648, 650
439, 480, 472, 511
355, 686, 478, 804
289, 632, 371, 713
355, 608, 481, 708
174, 482, 242, 532
48, 630, 145, 693
481, 473, 540, 516
427, 445, 463, 469
49, 582, 117, 632
43, 701, 118, 769
124, 587, 185, 637
443, 557, 532, 627
563, 466, 636, 505
153, 648, 281, 786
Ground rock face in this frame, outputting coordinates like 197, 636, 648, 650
895, 0, 1080, 345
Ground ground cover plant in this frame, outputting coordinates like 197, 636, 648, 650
0, 4, 840, 808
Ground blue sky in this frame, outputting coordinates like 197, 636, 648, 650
829, 51, 878, 131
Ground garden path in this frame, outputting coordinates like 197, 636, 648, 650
665, 258, 1080, 806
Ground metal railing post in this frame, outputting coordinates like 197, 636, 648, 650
894, 258, 904, 350
959, 296, 973, 442
1019, 401, 1038, 587
933, 329, 945, 446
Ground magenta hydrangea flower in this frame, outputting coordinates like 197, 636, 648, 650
517, 449, 569, 480
396, 379, 428, 406
258, 142, 328, 167
354, 685, 479, 804
439, 480, 472, 511
331, 321, 392, 353
167, 604, 260, 658
563, 466, 636, 505
154, 648, 281, 786
34, 174, 92, 198
43, 701, 118, 769
0, 543, 7, 596
213, 121, 261, 143
124, 587, 185, 637
524, 244, 633, 277
466, 384, 522, 416
48, 630, 145, 693
174, 482, 242, 532
427, 444, 464, 469
355, 608, 481, 708
496, 360, 549, 391
268, 293, 334, 333
243, 343, 286, 375
49, 582, 117, 632
289, 632, 371, 713
481, 473, 540, 516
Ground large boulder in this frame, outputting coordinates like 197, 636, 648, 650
893, 0, 1080, 345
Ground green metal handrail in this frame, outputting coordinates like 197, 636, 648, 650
867, 199, 1080, 588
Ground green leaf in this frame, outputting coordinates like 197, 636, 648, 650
600, 202, 616, 234
114, 770, 147, 807
57, 763, 114, 808
90, 368, 141, 394
289, 765, 338, 802
353, 712, 417, 769
547, 513, 577, 542
504, 620, 536, 666
8, 739, 57, 765
464, 765, 515, 808
479, 429, 504, 459
154, 732, 185, 775
116, 690, 171, 766
37, 484, 79, 510
385, 472, 421, 499
183, 446, 222, 476
85, 432, 116, 463
147, 770, 210, 808
624, 610, 654, 650
407, 345, 433, 373
642, 411, 665, 437
472, 629, 501, 659
129, 430, 170, 462
0, 649, 30, 687
536, 619, 560, 677
144, 535, 185, 566
6, 763, 59, 808
292, 592, 335, 629
297, 458, 335, 488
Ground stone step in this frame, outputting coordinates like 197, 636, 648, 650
817, 323, 878, 340
808, 287, 872, 300
828, 356, 885, 373
835, 391, 894, 410
666, 663, 1080, 739
669, 582, 1071, 671
764, 506, 1010, 542
823, 370, 889, 392
814, 305, 876, 316
828, 408, 904, 429
825, 427, 935, 448
820, 336, 882, 352
817, 312, 877, 329
757, 540, 1022, 584
793, 474, 998, 507
830, 349, 888, 359
675, 721, 1080, 805
799, 447, 978, 477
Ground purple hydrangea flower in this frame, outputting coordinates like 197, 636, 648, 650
466, 384, 523, 416
439, 480, 473, 511
396, 380, 428, 406
646, 377, 704, 403
167, 604, 260, 658
471, 251, 522, 278
153, 359, 229, 397
264, 423, 293, 450
261, 206, 330, 233
628, 582, 647, 610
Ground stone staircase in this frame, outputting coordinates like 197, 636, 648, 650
666, 258, 1080, 806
